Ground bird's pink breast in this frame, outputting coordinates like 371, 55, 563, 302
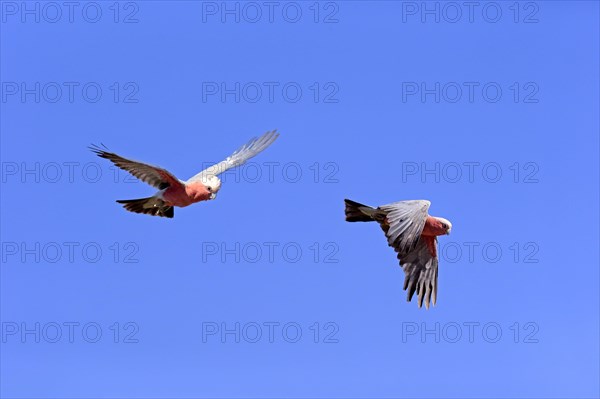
163, 182, 210, 207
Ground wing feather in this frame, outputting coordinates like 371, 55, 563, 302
379, 200, 430, 256
187, 130, 279, 182
89, 145, 181, 190
397, 237, 439, 309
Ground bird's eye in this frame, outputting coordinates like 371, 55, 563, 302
207, 187, 212, 192
442, 223, 447, 229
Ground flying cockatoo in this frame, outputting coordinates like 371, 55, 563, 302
90, 130, 279, 218
344, 199, 452, 309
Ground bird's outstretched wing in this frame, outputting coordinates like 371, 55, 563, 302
187, 130, 279, 183
396, 237, 439, 309
379, 200, 431, 256
89, 145, 182, 190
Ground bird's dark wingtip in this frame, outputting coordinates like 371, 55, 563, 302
89, 143, 111, 157
88, 142, 108, 150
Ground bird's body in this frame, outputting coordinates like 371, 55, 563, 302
91, 130, 279, 218
160, 181, 212, 207
344, 198, 452, 309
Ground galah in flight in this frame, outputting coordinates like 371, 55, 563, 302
344, 199, 452, 309
90, 130, 279, 218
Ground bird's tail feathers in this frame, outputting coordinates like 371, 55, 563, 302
344, 199, 375, 222
116, 196, 174, 218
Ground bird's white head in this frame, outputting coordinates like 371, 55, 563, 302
435, 217, 452, 235
201, 175, 222, 199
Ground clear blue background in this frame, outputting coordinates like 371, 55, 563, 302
1, 1, 599, 398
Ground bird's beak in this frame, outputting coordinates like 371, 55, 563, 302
446, 230, 451, 235
210, 193, 217, 200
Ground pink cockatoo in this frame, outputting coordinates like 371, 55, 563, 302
344, 199, 452, 309
90, 130, 279, 218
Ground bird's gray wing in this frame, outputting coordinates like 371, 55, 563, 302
379, 200, 431, 256
187, 130, 279, 183
396, 237, 439, 309
90, 145, 182, 190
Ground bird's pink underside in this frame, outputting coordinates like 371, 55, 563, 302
421, 217, 444, 258
163, 181, 210, 207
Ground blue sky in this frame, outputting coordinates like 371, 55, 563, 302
1, 1, 599, 398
